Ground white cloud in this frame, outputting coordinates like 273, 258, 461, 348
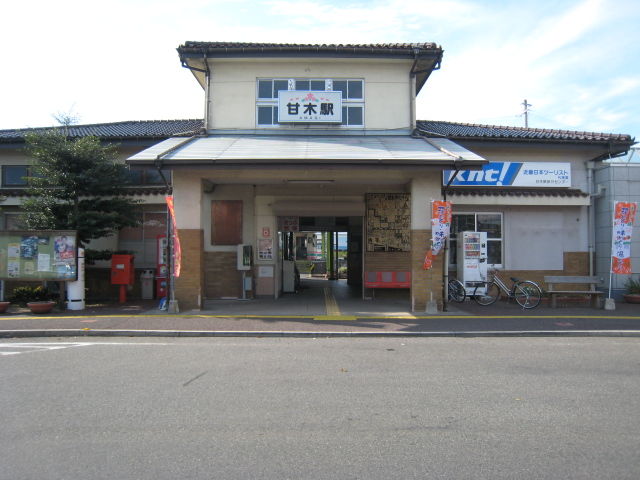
0, 0, 638, 138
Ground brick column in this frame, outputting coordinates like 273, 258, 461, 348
411, 229, 443, 311
410, 177, 444, 312
175, 229, 204, 310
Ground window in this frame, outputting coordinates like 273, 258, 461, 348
118, 207, 167, 267
127, 168, 170, 185
3, 213, 21, 230
2, 165, 30, 187
449, 213, 503, 267
256, 78, 364, 127
211, 200, 243, 245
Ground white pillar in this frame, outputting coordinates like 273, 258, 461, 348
66, 248, 85, 310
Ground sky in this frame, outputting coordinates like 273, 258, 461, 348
1, 0, 639, 153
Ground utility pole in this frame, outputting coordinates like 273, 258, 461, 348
522, 99, 532, 128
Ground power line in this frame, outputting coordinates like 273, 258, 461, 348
521, 99, 532, 128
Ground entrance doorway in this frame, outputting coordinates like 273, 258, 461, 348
278, 216, 362, 297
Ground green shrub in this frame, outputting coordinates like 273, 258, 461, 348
8, 285, 57, 306
625, 276, 640, 295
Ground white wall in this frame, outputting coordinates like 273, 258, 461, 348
594, 163, 640, 292
207, 58, 413, 131
505, 206, 587, 270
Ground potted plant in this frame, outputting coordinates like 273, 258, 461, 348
0, 300, 9, 313
623, 276, 640, 304
9, 285, 58, 314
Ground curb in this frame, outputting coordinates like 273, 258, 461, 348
2, 329, 640, 338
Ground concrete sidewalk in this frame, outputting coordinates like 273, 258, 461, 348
0, 285, 638, 337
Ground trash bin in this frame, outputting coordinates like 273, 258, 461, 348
141, 269, 155, 299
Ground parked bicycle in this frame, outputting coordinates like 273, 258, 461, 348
447, 278, 466, 303
473, 270, 542, 309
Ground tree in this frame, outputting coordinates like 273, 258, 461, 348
21, 130, 139, 247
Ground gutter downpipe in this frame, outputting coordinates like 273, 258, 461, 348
586, 143, 631, 278
181, 51, 211, 130
153, 134, 201, 313
414, 133, 466, 312
442, 162, 462, 312
586, 159, 595, 277
409, 49, 420, 130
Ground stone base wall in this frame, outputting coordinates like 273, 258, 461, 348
204, 252, 243, 298
364, 252, 411, 272
482, 252, 590, 291
175, 229, 204, 310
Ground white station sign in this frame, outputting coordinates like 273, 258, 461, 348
278, 91, 342, 123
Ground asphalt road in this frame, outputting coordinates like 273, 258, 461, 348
2, 337, 640, 479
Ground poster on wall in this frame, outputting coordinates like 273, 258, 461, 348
258, 238, 273, 260
278, 216, 299, 232
611, 201, 637, 274
0, 231, 78, 281
365, 193, 411, 252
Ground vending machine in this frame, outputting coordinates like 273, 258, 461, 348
156, 235, 168, 298
457, 231, 488, 295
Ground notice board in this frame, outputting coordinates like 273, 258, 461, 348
0, 230, 78, 281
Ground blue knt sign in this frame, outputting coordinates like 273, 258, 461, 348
443, 162, 571, 187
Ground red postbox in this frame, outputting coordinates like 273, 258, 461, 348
111, 254, 135, 303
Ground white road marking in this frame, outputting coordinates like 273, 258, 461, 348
0, 341, 176, 357
0, 342, 90, 356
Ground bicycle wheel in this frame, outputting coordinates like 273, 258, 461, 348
513, 280, 542, 309
473, 282, 500, 305
448, 279, 466, 303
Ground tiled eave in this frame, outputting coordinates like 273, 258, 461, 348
0, 186, 168, 198
0, 119, 204, 145
416, 120, 635, 151
445, 187, 588, 198
178, 41, 442, 58
445, 187, 590, 206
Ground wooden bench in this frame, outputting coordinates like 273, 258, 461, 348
364, 271, 411, 299
543, 276, 604, 308
364, 271, 411, 289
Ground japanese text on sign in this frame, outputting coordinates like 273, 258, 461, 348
443, 162, 571, 187
611, 201, 637, 274
278, 91, 342, 123
424, 200, 452, 270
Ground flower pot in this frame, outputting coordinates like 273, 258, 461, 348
623, 294, 640, 304
27, 301, 56, 314
0, 301, 10, 313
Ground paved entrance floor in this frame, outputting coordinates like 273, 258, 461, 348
202, 277, 416, 319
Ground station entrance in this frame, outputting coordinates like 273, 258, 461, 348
278, 216, 362, 299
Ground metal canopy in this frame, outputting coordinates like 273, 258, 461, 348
127, 135, 485, 167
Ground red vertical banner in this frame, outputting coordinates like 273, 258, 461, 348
611, 201, 637, 274
424, 200, 452, 270
166, 195, 182, 278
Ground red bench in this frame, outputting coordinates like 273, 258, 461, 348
364, 271, 411, 289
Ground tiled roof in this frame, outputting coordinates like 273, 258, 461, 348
0, 119, 204, 144
178, 42, 441, 56
445, 187, 589, 198
0, 185, 168, 197
2, 118, 632, 151
416, 120, 634, 145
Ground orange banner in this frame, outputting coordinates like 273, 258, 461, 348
166, 195, 182, 278
611, 201, 637, 275
424, 200, 452, 269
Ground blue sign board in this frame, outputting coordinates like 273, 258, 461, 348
443, 162, 571, 187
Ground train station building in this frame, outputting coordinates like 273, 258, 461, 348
126, 42, 634, 311
0, 42, 634, 310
